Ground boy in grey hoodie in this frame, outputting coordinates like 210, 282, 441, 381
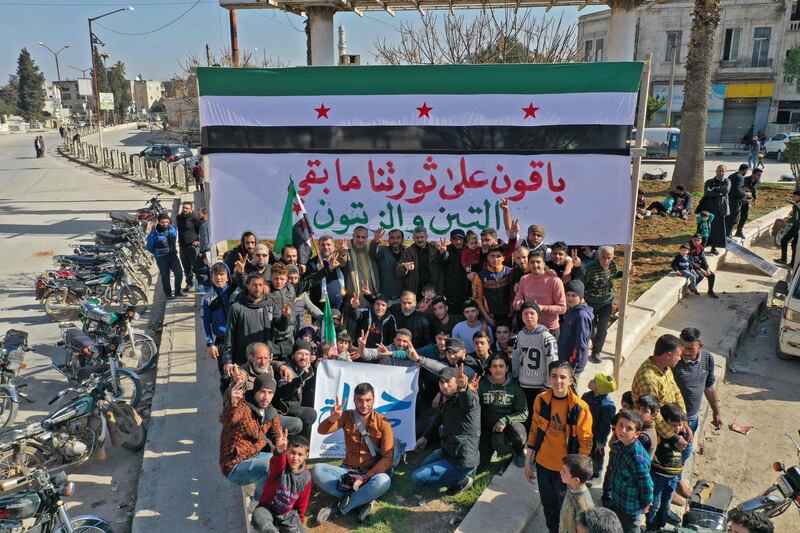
511, 302, 557, 430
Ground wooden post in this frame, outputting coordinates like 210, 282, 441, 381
613, 55, 651, 383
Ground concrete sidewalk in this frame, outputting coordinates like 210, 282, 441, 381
458, 210, 785, 533
132, 194, 245, 532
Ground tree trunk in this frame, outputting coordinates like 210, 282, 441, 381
671, 0, 720, 192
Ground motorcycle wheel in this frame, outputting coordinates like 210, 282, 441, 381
113, 403, 147, 452
136, 265, 153, 287
43, 292, 80, 322
118, 285, 148, 314
0, 442, 49, 479
0, 390, 18, 428
55, 516, 114, 533
118, 334, 158, 373
101, 368, 142, 408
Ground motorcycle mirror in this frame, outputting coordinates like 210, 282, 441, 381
773, 461, 785, 472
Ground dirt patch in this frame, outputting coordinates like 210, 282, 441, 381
33, 250, 56, 257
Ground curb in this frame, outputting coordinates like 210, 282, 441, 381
58, 146, 178, 196
457, 206, 786, 533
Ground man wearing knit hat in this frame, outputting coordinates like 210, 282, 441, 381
521, 224, 550, 258
581, 373, 618, 480
558, 279, 594, 377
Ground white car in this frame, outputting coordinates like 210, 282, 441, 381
777, 273, 800, 359
764, 132, 800, 161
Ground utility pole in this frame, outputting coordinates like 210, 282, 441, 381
229, 10, 239, 67
88, 6, 133, 157
205, 44, 212, 66
38, 42, 69, 121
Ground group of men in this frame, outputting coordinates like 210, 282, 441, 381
700, 164, 762, 254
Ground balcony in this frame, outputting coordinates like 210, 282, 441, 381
719, 58, 773, 69
791, 20, 800, 32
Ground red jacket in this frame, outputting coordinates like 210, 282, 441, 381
257, 452, 312, 522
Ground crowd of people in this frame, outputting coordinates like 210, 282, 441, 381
143, 196, 777, 533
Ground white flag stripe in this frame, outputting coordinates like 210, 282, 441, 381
200, 92, 637, 128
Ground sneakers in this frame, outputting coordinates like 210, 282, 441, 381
708, 291, 719, 299
735, 232, 745, 239
166, 294, 176, 300
589, 353, 602, 364
708, 248, 718, 256
174, 290, 185, 297
445, 475, 474, 496
357, 500, 374, 522
690, 288, 700, 295
316, 503, 337, 524
513, 452, 526, 468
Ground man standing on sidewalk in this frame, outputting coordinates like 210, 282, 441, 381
145, 213, 183, 299
176, 201, 200, 292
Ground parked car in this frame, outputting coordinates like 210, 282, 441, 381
764, 132, 800, 161
776, 274, 800, 359
138, 143, 193, 165
136, 121, 150, 130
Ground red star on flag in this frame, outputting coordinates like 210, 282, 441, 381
292, 202, 303, 215
522, 102, 539, 119
315, 103, 331, 119
417, 102, 433, 119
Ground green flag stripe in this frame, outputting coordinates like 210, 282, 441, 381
197, 63, 643, 97
273, 180, 295, 254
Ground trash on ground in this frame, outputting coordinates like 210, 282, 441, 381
729, 422, 753, 435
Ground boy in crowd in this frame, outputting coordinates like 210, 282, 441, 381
695, 211, 714, 249
559, 454, 595, 533
727, 509, 774, 533
671, 244, 700, 295
202, 262, 234, 394
494, 321, 514, 356
688, 234, 719, 298
581, 373, 617, 481
620, 391, 633, 411
605, 410, 653, 533
476, 245, 515, 326
451, 299, 494, 353
251, 432, 312, 533
511, 302, 558, 430
558, 280, 593, 378
547, 241, 580, 283
646, 403, 687, 532
635, 394, 659, 459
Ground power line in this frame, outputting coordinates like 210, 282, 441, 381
0, 1, 214, 5
94, 0, 202, 36
257, 11, 304, 34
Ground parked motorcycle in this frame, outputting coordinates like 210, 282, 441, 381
682, 430, 800, 530
56, 325, 142, 408
0, 331, 32, 428
78, 302, 158, 373
0, 468, 113, 532
0, 375, 146, 480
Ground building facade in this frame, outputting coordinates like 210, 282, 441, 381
577, 0, 800, 144
53, 79, 94, 119
129, 79, 164, 115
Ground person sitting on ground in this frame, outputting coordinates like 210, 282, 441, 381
576, 508, 624, 533
512, 302, 558, 431
646, 194, 675, 216
581, 373, 617, 481
671, 243, 701, 296
524, 361, 593, 533
273, 341, 318, 441
688, 234, 719, 298
251, 433, 311, 533
604, 410, 653, 533
476, 352, 528, 469
513, 253, 566, 338
312, 383, 393, 523
558, 280, 593, 379
412, 365, 481, 495
636, 190, 650, 220
559, 454, 595, 533
726, 508, 774, 533
219, 374, 283, 502
670, 185, 692, 218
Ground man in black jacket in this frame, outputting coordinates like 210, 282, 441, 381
441, 229, 469, 314
390, 291, 432, 348
411, 364, 481, 495
176, 202, 200, 291
221, 272, 291, 375
727, 164, 748, 238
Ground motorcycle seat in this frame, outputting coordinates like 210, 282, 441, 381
95, 232, 126, 244
63, 328, 98, 351
109, 211, 138, 224
55, 254, 110, 266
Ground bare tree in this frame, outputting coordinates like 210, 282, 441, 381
373, 10, 579, 65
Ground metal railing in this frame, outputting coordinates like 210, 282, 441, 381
718, 58, 773, 69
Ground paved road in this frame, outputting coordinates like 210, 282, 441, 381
99, 126, 199, 159
642, 156, 793, 184
0, 131, 158, 530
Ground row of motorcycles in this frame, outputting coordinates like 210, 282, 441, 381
0, 198, 166, 531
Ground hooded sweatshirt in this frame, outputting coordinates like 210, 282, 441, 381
557, 303, 594, 375
512, 325, 558, 389
477, 373, 528, 429
257, 452, 312, 522
222, 292, 288, 366
348, 303, 397, 348
201, 280, 234, 346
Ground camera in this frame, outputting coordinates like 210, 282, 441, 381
337, 472, 357, 493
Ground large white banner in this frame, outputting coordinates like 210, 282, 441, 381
208, 152, 633, 246
309, 360, 418, 459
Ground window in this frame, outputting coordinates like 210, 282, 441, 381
752, 27, 771, 67
665, 31, 681, 62
583, 40, 593, 62
723, 28, 741, 61
595, 38, 604, 62
793, 1, 800, 21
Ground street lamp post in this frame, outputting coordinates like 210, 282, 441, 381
38, 42, 69, 122
88, 6, 133, 158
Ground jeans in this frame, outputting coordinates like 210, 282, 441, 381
226, 451, 272, 501
155, 253, 183, 297
590, 443, 606, 478
589, 301, 613, 356
411, 448, 475, 489
310, 463, 391, 514
679, 270, 698, 291
682, 413, 699, 465
647, 472, 681, 530
179, 244, 198, 287
251, 507, 305, 533
536, 463, 566, 533
611, 504, 641, 533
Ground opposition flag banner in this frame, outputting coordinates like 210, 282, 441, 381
309, 359, 418, 459
273, 178, 313, 264
198, 62, 644, 245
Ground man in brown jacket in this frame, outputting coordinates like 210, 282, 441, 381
219, 373, 283, 502
396, 226, 445, 298
311, 382, 394, 523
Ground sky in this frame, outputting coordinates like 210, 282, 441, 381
0, 0, 607, 84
